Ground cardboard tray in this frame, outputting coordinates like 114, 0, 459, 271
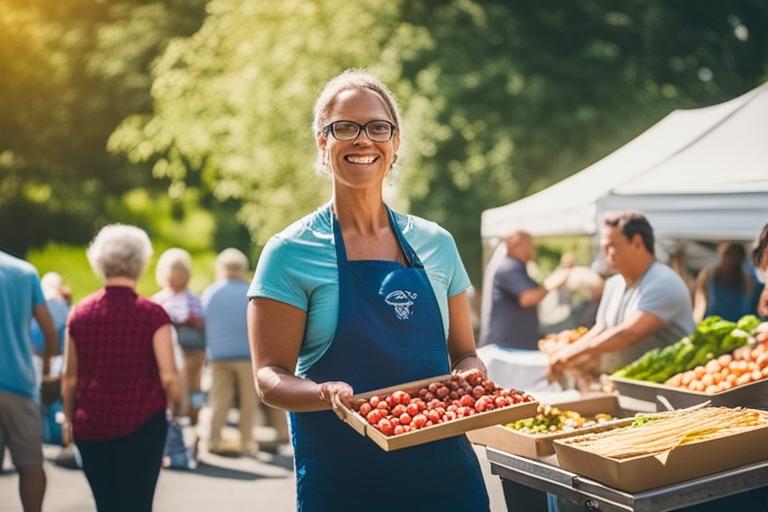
467, 394, 633, 458
340, 374, 538, 451
553, 413, 768, 493
611, 375, 768, 409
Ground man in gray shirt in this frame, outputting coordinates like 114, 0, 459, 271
484, 231, 565, 349
550, 211, 694, 374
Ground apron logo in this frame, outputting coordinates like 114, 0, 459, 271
384, 290, 418, 320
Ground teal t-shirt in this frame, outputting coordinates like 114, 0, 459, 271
248, 205, 472, 376
0, 251, 46, 399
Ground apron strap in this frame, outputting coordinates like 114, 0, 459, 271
330, 204, 424, 268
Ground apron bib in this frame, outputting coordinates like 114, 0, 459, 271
289, 205, 489, 511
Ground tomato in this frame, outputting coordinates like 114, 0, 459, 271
472, 386, 485, 399
459, 395, 475, 407
391, 404, 407, 417
427, 410, 440, 422
377, 418, 393, 436
359, 403, 372, 416
412, 414, 428, 429
396, 391, 412, 405
366, 410, 382, 424
377, 401, 390, 411
494, 396, 507, 408
482, 380, 495, 392
406, 403, 420, 416
399, 413, 412, 425
386, 395, 397, 407
369, 396, 381, 407
444, 411, 457, 421
436, 386, 450, 399
393, 425, 405, 435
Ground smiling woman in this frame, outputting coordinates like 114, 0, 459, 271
246, 69, 489, 511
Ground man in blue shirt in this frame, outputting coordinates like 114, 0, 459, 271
0, 250, 57, 512
484, 231, 565, 349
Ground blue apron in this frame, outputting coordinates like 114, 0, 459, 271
289, 206, 489, 512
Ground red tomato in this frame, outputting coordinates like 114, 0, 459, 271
444, 411, 457, 421
393, 425, 405, 435
494, 396, 507, 408
391, 404, 407, 417
377, 418, 393, 436
406, 403, 419, 416
412, 414, 428, 429
369, 396, 381, 407
396, 391, 412, 405
427, 410, 440, 422
472, 386, 485, 399
386, 395, 397, 407
359, 403, 372, 416
399, 413, 412, 425
459, 395, 475, 407
377, 401, 390, 411
366, 410, 381, 424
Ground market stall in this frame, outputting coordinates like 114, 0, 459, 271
472, 317, 768, 511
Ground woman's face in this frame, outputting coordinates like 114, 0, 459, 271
317, 88, 400, 190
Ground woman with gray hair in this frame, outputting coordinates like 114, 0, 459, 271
153, 248, 205, 426
61, 224, 181, 512
248, 70, 488, 510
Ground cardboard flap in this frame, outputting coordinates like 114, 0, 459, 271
653, 449, 672, 465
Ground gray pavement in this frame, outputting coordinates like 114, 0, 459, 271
1, 436, 506, 512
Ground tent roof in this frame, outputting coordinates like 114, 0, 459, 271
481, 82, 768, 240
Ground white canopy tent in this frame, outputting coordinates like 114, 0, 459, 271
481, 81, 768, 243
479, 82, 768, 340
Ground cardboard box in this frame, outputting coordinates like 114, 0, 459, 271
467, 394, 633, 458
340, 373, 538, 451
611, 375, 768, 409
553, 411, 768, 492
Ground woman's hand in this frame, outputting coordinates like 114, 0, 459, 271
318, 381, 354, 420
452, 355, 487, 377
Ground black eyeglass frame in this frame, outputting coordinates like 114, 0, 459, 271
321, 120, 397, 142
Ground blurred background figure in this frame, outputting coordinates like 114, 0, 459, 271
62, 224, 181, 512
29, 272, 72, 447
1, 250, 57, 512
153, 248, 206, 426
203, 249, 258, 455
539, 252, 604, 333
483, 230, 568, 349
30, 272, 71, 357
693, 242, 762, 322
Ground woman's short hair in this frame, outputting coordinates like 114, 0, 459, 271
86, 224, 153, 280
215, 248, 249, 280
155, 248, 192, 288
752, 223, 768, 269
312, 69, 403, 174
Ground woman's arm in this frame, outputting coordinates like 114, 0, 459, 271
152, 324, 182, 411
248, 298, 352, 418
61, 329, 77, 445
446, 291, 486, 375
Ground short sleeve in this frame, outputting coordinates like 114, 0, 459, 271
446, 234, 472, 297
148, 303, 172, 333
495, 262, 537, 297
30, 273, 45, 307
248, 236, 309, 310
637, 272, 689, 323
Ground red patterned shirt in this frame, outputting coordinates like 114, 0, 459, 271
68, 286, 171, 440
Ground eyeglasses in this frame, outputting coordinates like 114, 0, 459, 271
322, 120, 396, 142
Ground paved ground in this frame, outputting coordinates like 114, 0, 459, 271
1, 434, 506, 512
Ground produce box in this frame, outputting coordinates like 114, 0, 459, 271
611, 375, 768, 409
467, 395, 632, 458
554, 407, 768, 492
340, 373, 538, 451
